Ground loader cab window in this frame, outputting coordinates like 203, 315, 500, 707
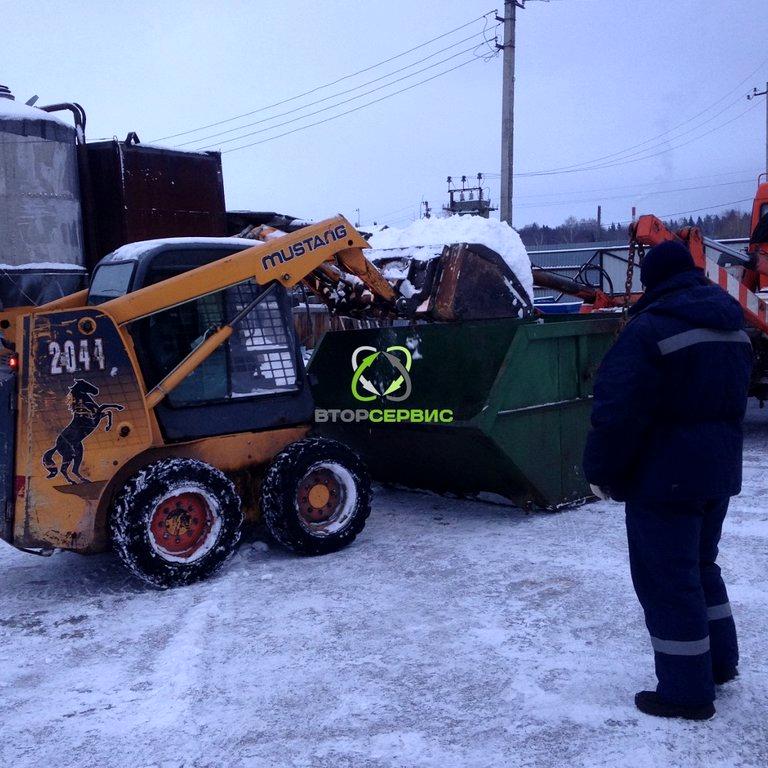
226, 281, 299, 398
145, 291, 229, 405
115, 243, 313, 442
132, 247, 299, 407
137, 278, 299, 408
87, 262, 136, 305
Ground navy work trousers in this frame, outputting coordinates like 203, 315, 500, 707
625, 496, 738, 706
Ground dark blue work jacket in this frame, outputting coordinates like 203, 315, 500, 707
583, 269, 753, 502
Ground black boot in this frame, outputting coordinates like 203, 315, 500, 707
634, 691, 715, 720
713, 667, 738, 685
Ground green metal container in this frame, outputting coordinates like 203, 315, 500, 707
308, 314, 620, 509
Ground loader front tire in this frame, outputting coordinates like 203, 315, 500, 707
111, 458, 242, 588
261, 437, 371, 556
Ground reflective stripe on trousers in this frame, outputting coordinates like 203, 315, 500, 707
650, 635, 710, 656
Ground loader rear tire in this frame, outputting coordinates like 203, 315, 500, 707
261, 437, 371, 556
111, 458, 242, 588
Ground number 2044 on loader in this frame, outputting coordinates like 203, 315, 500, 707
0, 216, 395, 587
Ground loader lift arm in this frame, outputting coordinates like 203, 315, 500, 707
102, 215, 396, 325
100, 215, 399, 408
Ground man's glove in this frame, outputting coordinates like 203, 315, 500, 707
589, 483, 612, 501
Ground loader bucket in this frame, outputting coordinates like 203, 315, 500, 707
307, 314, 620, 509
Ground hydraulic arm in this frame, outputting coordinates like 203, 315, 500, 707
99, 215, 399, 407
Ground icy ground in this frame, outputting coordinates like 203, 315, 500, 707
1, 410, 767, 767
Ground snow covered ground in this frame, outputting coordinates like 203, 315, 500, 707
1, 407, 767, 768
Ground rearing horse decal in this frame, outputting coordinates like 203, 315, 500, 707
42, 379, 124, 485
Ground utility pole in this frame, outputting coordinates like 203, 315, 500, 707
498, 1, 524, 225
747, 83, 768, 174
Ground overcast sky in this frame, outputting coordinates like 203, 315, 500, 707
3, 0, 768, 230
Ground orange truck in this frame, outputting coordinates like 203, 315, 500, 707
533, 176, 768, 400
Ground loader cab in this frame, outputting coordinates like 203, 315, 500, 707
88, 238, 314, 442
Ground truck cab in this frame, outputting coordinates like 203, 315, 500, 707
749, 175, 768, 290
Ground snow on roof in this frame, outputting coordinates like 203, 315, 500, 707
0, 262, 86, 271
118, 140, 217, 156
102, 236, 261, 263
366, 215, 534, 301
0, 97, 71, 128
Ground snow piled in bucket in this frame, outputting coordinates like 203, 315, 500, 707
367, 215, 534, 302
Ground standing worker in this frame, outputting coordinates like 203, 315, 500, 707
583, 240, 752, 720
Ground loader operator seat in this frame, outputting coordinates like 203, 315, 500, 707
87, 240, 314, 442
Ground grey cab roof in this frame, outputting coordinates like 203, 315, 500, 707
99, 237, 260, 265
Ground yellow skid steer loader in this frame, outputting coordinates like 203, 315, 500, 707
0, 216, 398, 587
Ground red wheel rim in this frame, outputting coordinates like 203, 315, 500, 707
149, 492, 214, 559
297, 468, 343, 526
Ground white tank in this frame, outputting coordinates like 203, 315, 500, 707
0, 85, 86, 306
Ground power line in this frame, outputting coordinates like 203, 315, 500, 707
514, 99, 762, 178
479, 168, 759, 197
512, 178, 756, 209
519, 92, 743, 175
577, 101, 763, 173
385, 212, 420, 226
483, 168, 756, 186
516, 101, 756, 177
375, 197, 754, 229
153, 9, 497, 142
520, 92, 747, 176
188, 41, 498, 150
375, 203, 421, 219
219, 56, 487, 154
479, 98, 760, 182
508, 54, 768, 177
177, 27, 498, 148
472, 12, 503, 62
616, 197, 754, 225
374, 174, 760, 225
